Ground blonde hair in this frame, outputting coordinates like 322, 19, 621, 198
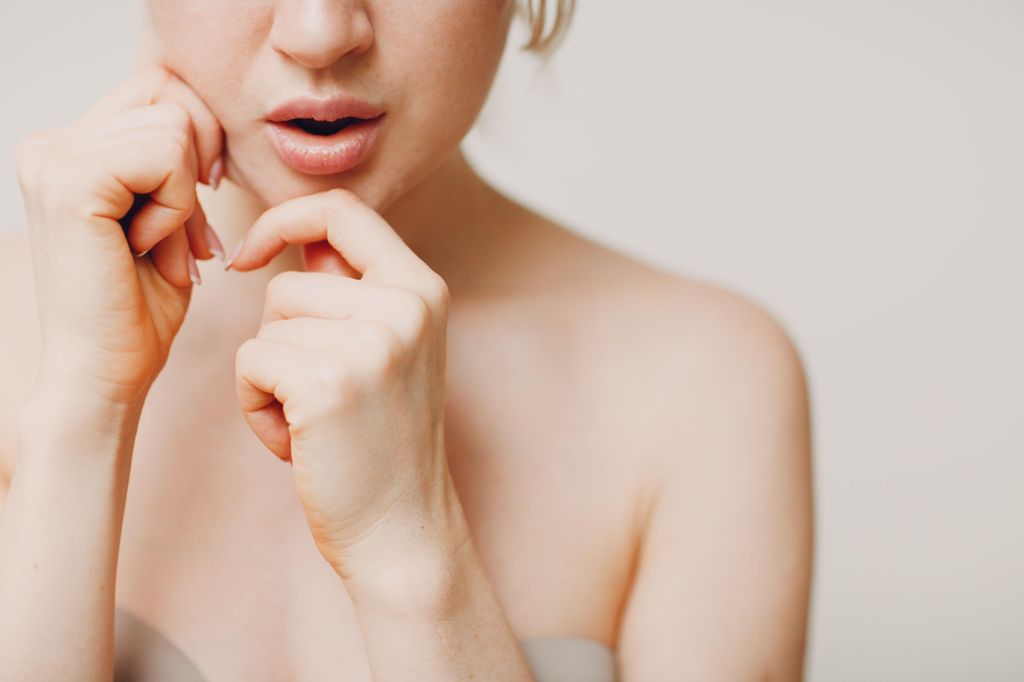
519, 0, 576, 54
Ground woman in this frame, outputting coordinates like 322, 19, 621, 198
0, 1, 814, 679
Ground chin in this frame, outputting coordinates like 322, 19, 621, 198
222, 119, 450, 217
225, 150, 396, 212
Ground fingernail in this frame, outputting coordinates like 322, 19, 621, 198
210, 158, 223, 191
133, 246, 151, 258
187, 250, 202, 285
204, 222, 225, 261
223, 240, 243, 271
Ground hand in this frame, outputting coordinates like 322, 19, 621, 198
14, 65, 227, 407
231, 189, 462, 581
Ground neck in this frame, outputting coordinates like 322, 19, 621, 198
381, 148, 511, 295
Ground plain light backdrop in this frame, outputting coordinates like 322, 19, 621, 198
2, 2, 1022, 680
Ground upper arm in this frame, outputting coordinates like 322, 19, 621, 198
617, 290, 813, 680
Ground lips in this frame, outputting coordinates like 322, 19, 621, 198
266, 95, 385, 175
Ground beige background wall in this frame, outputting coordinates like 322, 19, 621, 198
2, 2, 1021, 679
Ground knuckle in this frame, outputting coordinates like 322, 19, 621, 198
15, 130, 55, 174
155, 126, 191, 163
155, 100, 192, 132
393, 289, 432, 341
265, 270, 300, 306
15, 131, 42, 161
422, 273, 450, 309
436, 279, 451, 307
140, 64, 173, 91
15, 131, 71, 205
309, 361, 358, 400
326, 187, 359, 205
235, 337, 259, 370
255, 319, 287, 340
169, 124, 192, 152
354, 320, 404, 371
141, 66, 178, 107
14, 134, 43, 183
324, 187, 362, 218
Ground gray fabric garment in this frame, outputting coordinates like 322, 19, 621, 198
114, 608, 206, 681
113, 606, 616, 681
519, 636, 617, 682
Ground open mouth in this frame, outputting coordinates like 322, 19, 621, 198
267, 111, 385, 175
283, 116, 373, 136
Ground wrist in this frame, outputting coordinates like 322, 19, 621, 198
335, 489, 477, 621
17, 379, 144, 462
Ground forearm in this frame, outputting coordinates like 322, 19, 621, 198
0, 383, 142, 680
340, 491, 536, 681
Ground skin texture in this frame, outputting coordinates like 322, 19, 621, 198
0, 1, 814, 680
145, 0, 514, 215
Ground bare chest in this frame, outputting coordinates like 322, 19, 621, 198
113, 345, 639, 680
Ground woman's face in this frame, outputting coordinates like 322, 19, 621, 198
146, 0, 515, 210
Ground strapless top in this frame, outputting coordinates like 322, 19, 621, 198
114, 607, 615, 681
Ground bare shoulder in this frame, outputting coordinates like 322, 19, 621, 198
0, 229, 41, 487
533, 220, 811, 464
641, 264, 812, 450
537, 223, 812, 675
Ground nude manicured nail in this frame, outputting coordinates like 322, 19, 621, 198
205, 222, 225, 261
187, 250, 202, 286
210, 158, 224, 190
223, 240, 243, 271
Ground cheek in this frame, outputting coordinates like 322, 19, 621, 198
384, 2, 514, 166
149, 1, 266, 118
405, 2, 512, 117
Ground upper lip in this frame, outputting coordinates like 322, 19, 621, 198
266, 95, 385, 123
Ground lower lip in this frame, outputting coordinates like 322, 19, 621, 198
266, 114, 384, 175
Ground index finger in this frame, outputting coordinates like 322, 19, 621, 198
82, 65, 225, 186
226, 188, 430, 287
81, 65, 176, 120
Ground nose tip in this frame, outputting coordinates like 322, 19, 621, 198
270, 0, 374, 69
